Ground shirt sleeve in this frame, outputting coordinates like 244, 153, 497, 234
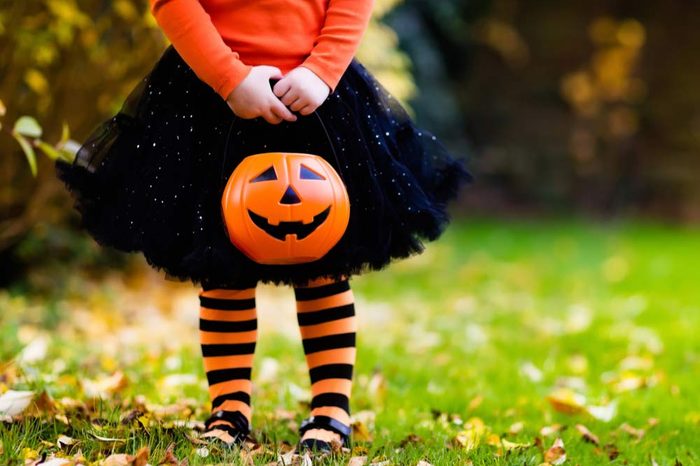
149, 0, 252, 100
301, 0, 375, 92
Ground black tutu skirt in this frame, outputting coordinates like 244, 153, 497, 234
55, 45, 471, 289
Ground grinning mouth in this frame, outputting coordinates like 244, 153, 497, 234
248, 207, 331, 241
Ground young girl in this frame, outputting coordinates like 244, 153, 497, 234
55, 0, 470, 454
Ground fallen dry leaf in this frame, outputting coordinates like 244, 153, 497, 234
451, 417, 486, 451
185, 432, 210, 446
0, 390, 34, 417
34, 458, 73, 466
546, 388, 586, 414
352, 419, 373, 442
167, 419, 204, 430
398, 434, 422, 447
120, 408, 145, 424
160, 443, 186, 466
619, 422, 645, 440
25, 391, 57, 418
239, 440, 265, 466
547, 388, 617, 422
610, 373, 647, 393
56, 435, 79, 449
543, 438, 566, 465
468, 395, 484, 411
89, 433, 127, 443
501, 439, 532, 451
575, 424, 600, 446
369, 459, 391, 466
17, 334, 49, 365
277, 447, 296, 465
540, 424, 564, 436
508, 421, 524, 434
82, 371, 129, 398
520, 362, 544, 382
486, 433, 501, 447
133, 447, 149, 466
101, 454, 132, 466
367, 370, 386, 400
603, 443, 620, 460
586, 401, 617, 422
100, 447, 148, 466
486, 434, 531, 452
416, 461, 433, 466
301, 451, 313, 466
348, 457, 368, 466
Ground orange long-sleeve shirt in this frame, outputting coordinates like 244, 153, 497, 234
149, 0, 375, 100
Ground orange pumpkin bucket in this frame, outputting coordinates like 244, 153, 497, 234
221, 152, 350, 265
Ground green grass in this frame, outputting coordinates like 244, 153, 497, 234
1, 217, 700, 465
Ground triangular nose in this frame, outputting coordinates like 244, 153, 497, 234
280, 185, 301, 204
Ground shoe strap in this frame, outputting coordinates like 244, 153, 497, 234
299, 415, 351, 439
205, 410, 250, 434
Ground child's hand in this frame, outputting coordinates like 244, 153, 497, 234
226, 66, 297, 125
272, 67, 330, 116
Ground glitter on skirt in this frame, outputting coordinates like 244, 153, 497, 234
55, 45, 472, 289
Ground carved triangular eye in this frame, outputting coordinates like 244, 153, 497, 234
251, 166, 277, 183
300, 164, 325, 180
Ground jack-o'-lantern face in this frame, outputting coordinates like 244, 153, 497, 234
221, 152, 350, 265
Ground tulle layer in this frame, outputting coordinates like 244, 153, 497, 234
55, 45, 471, 288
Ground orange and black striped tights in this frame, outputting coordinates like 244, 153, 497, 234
198, 276, 356, 444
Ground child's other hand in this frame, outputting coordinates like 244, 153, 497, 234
272, 67, 330, 116
225, 66, 297, 125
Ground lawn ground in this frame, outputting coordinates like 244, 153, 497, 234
1, 217, 699, 465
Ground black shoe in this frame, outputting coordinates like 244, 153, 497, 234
297, 415, 351, 453
203, 410, 251, 447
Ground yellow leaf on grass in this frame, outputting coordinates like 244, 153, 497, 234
501, 439, 532, 450
452, 417, 486, 451
486, 433, 501, 446
611, 373, 647, 393
23, 447, 40, 460
487, 435, 531, 452
352, 420, 374, 442
546, 388, 586, 414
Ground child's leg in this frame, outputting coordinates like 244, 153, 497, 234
199, 285, 258, 439
294, 276, 357, 444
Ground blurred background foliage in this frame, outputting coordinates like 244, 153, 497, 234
0, 0, 699, 289
386, 0, 700, 219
